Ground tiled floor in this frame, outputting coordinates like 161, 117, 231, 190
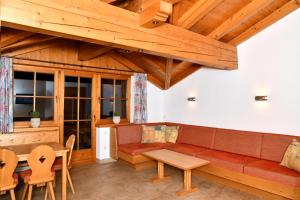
3, 162, 263, 200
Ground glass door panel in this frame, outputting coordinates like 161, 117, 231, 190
64, 76, 92, 150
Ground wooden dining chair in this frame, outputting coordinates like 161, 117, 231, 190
52, 134, 76, 194
20, 145, 56, 200
0, 149, 19, 200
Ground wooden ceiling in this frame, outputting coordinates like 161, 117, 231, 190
0, 0, 299, 89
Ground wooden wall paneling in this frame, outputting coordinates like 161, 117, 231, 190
0, 127, 60, 146
0, 0, 238, 69
78, 43, 113, 61
228, 0, 300, 45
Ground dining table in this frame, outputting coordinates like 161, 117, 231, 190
3, 142, 69, 200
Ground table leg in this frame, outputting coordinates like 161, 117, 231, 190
62, 151, 67, 200
152, 161, 170, 183
176, 169, 198, 196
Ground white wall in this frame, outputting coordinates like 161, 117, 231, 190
130, 77, 165, 123
163, 10, 300, 135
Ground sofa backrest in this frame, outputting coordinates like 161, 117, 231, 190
213, 129, 263, 158
178, 125, 216, 148
116, 123, 166, 145
116, 124, 142, 145
261, 133, 300, 162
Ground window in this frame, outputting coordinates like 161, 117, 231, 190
100, 78, 128, 120
13, 71, 55, 122
64, 76, 92, 150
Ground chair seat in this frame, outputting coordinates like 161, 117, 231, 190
118, 143, 164, 155
52, 158, 72, 171
196, 150, 258, 172
244, 159, 300, 187
52, 158, 62, 171
20, 169, 55, 183
165, 143, 209, 156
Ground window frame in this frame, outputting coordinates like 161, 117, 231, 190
98, 74, 131, 124
13, 65, 59, 128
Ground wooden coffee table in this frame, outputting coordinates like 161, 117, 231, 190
143, 149, 210, 196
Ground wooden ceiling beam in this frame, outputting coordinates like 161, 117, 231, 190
207, 0, 274, 40
1, 34, 57, 53
2, 38, 62, 57
176, 0, 223, 29
165, 58, 173, 89
78, 43, 113, 61
1, 31, 34, 48
171, 65, 202, 86
101, 0, 117, 4
164, 0, 182, 4
139, 0, 173, 28
108, 51, 145, 73
0, 0, 237, 70
109, 51, 165, 89
229, 0, 300, 45
122, 52, 165, 81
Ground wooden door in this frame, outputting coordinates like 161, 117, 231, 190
61, 72, 97, 165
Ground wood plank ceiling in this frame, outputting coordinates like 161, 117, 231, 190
1, 0, 299, 89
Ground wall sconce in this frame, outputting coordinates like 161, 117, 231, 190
255, 96, 268, 101
187, 97, 196, 102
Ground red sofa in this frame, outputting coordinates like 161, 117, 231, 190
116, 123, 300, 200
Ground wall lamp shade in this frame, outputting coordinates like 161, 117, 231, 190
255, 96, 268, 101
187, 97, 196, 102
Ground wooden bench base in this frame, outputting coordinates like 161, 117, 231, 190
196, 165, 300, 200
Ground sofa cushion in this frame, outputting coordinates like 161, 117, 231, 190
116, 125, 142, 145
213, 129, 263, 158
141, 125, 166, 143
178, 125, 215, 148
196, 150, 258, 172
244, 159, 300, 187
261, 133, 300, 162
165, 143, 209, 156
118, 143, 163, 155
281, 139, 300, 173
165, 126, 180, 143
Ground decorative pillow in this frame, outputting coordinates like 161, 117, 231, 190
280, 139, 300, 172
141, 125, 166, 143
165, 126, 179, 143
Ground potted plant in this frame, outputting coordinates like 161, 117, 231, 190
113, 111, 121, 124
30, 111, 40, 128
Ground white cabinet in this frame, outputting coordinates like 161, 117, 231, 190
96, 128, 110, 160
